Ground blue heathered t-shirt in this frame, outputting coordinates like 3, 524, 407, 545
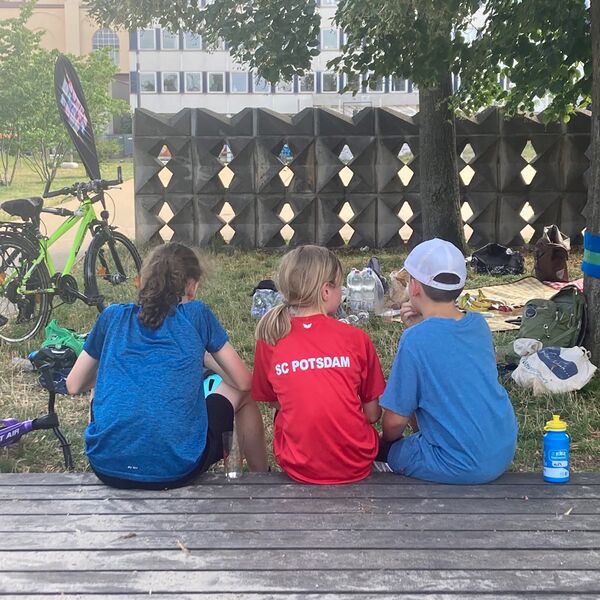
83, 301, 228, 483
380, 312, 517, 484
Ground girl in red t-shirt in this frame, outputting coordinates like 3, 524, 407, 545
252, 245, 385, 484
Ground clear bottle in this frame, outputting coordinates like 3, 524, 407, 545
346, 268, 363, 313
361, 268, 385, 313
251, 289, 280, 319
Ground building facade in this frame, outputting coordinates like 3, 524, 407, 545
129, 1, 420, 116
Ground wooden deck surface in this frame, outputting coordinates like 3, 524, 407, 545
0, 471, 599, 599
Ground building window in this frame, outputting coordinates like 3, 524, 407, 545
139, 72, 157, 93
138, 29, 156, 50
207, 72, 225, 92
298, 73, 315, 93
276, 79, 294, 93
345, 73, 361, 93
183, 32, 202, 50
253, 74, 270, 93
185, 72, 202, 92
92, 29, 120, 66
162, 72, 179, 93
365, 75, 384, 92
321, 72, 338, 93
230, 72, 248, 92
320, 28, 339, 50
162, 30, 179, 50
390, 76, 408, 92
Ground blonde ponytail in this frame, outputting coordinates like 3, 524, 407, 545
255, 245, 342, 346
255, 303, 292, 346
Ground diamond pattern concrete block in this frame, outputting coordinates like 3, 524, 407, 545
227, 195, 257, 247
134, 107, 590, 249
165, 196, 195, 243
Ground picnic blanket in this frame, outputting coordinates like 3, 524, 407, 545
464, 277, 556, 308
464, 276, 583, 332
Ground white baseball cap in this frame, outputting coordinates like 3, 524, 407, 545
404, 238, 467, 291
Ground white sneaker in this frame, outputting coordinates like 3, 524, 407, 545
372, 461, 393, 473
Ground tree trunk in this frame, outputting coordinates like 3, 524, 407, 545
419, 74, 466, 253
584, 0, 600, 364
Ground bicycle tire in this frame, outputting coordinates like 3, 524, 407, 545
83, 230, 142, 311
0, 235, 52, 343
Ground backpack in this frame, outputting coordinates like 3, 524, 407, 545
534, 225, 570, 282
471, 243, 525, 276
29, 321, 85, 392
518, 286, 587, 349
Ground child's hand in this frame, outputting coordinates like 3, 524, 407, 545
400, 302, 423, 328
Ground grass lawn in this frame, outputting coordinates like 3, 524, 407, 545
0, 245, 598, 475
0, 158, 134, 208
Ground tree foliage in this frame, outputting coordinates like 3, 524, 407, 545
457, 0, 591, 121
0, 0, 41, 186
0, 1, 127, 187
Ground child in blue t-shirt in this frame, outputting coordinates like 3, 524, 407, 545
378, 239, 517, 484
66, 242, 268, 488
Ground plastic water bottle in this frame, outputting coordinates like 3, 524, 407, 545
543, 415, 570, 483
346, 269, 363, 312
361, 268, 385, 313
251, 290, 281, 319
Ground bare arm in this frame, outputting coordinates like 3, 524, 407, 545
210, 342, 252, 392
66, 351, 99, 395
204, 351, 236, 387
382, 410, 411, 442
363, 399, 382, 424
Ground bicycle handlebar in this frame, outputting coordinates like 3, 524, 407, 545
43, 166, 123, 200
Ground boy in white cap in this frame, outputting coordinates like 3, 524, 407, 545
378, 238, 517, 483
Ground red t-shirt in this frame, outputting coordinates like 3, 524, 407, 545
252, 313, 386, 484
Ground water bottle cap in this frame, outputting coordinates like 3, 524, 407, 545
544, 414, 567, 431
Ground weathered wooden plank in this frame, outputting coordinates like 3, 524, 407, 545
2, 483, 599, 500
10, 595, 599, 600
0, 471, 599, 486
0, 512, 596, 532
1, 497, 597, 515
2, 569, 600, 594
1, 548, 599, 571
1, 529, 597, 551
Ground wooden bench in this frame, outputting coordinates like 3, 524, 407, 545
0, 471, 599, 598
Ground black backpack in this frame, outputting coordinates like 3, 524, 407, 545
471, 243, 525, 276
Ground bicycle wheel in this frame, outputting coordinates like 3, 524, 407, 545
0, 236, 52, 343
84, 231, 142, 311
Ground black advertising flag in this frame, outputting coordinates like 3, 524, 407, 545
54, 55, 101, 180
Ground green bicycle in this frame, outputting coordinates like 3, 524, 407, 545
0, 167, 142, 343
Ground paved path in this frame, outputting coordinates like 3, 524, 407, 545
0, 471, 599, 598
40, 179, 136, 270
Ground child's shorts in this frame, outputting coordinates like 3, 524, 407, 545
203, 372, 223, 397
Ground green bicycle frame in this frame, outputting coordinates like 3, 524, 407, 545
15, 198, 98, 296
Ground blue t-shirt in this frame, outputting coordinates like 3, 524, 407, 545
380, 312, 517, 484
83, 301, 228, 483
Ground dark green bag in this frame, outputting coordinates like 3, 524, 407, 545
518, 286, 587, 348
498, 286, 586, 364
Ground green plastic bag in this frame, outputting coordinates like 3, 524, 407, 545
40, 319, 85, 356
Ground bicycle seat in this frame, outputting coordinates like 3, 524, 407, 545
0, 197, 43, 220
